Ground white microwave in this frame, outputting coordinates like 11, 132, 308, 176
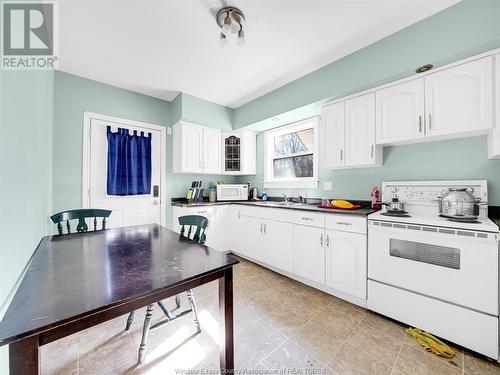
217, 184, 248, 201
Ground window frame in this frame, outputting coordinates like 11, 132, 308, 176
263, 117, 319, 189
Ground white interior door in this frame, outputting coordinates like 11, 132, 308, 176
87, 115, 163, 228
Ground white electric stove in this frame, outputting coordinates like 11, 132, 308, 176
367, 180, 500, 360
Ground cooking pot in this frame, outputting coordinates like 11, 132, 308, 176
434, 187, 486, 217
382, 197, 406, 212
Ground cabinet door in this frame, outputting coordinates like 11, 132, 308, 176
425, 56, 493, 138
231, 210, 265, 261
345, 93, 377, 166
376, 78, 425, 144
203, 128, 221, 174
488, 54, 500, 159
264, 220, 294, 273
181, 123, 203, 173
326, 230, 367, 299
293, 225, 325, 284
320, 102, 345, 168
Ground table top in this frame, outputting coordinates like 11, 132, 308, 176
0, 224, 238, 346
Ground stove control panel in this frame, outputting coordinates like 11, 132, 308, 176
382, 181, 488, 205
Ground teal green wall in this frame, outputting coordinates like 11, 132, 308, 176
241, 135, 500, 205
233, 0, 500, 131
52, 72, 234, 230
0, 70, 54, 373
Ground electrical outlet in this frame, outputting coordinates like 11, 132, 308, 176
324, 181, 333, 191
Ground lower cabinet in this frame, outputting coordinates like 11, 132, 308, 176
293, 225, 325, 284
265, 220, 294, 273
326, 230, 367, 299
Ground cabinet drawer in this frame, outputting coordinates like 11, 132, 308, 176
325, 214, 366, 234
289, 211, 325, 228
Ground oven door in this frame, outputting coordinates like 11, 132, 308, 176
368, 220, 498, 315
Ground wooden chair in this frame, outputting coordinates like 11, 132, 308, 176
130, 215, 207, 365
50, 209, 111, 234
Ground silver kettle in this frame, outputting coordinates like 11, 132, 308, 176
435, 187, 486, 217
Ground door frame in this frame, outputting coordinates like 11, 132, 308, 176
82, 111, 167, 226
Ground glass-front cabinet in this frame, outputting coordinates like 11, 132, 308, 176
224, 135, 241, 172
221, 131, 257, 175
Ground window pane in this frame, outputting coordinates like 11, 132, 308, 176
274, 128, 314, 157
273, 154, 313, 178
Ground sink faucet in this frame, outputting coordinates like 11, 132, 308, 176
283, 194, 288, 203
298, 195, 304, 204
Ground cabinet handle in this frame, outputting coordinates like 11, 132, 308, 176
198, 210, 208, 214
264, 223, 267, 235
419, 115, 422, 133
336, 221, 353, 226
428, 113, 432, 130
370, 145, 374, 159
340, 149, 343, 161
302, 217, 314, 221
320, 233, 324, 247
260, 224, 263, 234
326, 234, 330, 248
238, 210, 241, 219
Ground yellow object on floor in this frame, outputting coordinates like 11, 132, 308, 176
406, 327, 455, 358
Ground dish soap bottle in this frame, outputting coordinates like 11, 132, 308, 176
262, 191, 268, 201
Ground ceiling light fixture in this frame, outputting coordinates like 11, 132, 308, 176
216, 7, 245, 47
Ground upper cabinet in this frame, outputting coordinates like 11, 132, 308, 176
221, 131, 256, 175
173, 123, 256, 175
424, 56, 493, 138
172, 121, 221, 174
487, 54, 500, 159
345, 93, 381, 166
321, 93, 382, 169
376, 56, 493, 146
376, 78, 425, 144
320, 101, 344, 168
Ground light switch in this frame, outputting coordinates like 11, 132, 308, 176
324, 181, 333, 191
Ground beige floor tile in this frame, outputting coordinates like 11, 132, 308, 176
403, 329, 463, 370
243, 291, 282, 317
282, 294, 324, 320
463, 350, 500, 375
262, 305, 307, 337
347, 322, 403, 367
234, 301, 260, 334
41, 334, 79, 375
328, 342, 392, 375
262, 339, 329, 371
314, 307, 360, 339
304, 287, 336, 306
393, 344, 462, 375
238, 319, 287, 366
362, 311, 407, 341
288, 320, 344, 364
262, 283, 304, 305
325, 296, 367, 321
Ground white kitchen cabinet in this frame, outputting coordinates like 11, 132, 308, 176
345, 93, 381, 167
320, 94, 381, 169
293, 225, 325, 284
171, 205, 228, 252
326, 230, 367, 299
172, 121, 221, 174
424, 56, 493, 138
233, 212, 265, 261
203, 127, 222, 174
376, 78, 425, 145
264, 220, 294, 273
222, 131, 257, 175
320, 101, 344, 168
488, 54, 500, 159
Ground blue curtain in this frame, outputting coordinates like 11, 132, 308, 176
107, 126, 152, 196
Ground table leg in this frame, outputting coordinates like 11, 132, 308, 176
219, 267, 234, 372
9, 335, 40, 374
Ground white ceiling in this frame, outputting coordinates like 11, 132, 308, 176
57, 0, 459, 108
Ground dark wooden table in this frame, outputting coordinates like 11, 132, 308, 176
0, 224, 239, 374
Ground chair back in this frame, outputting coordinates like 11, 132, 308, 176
51, 209, 112, 235
178, 215, 208, 244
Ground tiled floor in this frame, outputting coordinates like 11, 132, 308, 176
42, 256, 500, 375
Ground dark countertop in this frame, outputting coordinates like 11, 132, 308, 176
172, 199, 377, 216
